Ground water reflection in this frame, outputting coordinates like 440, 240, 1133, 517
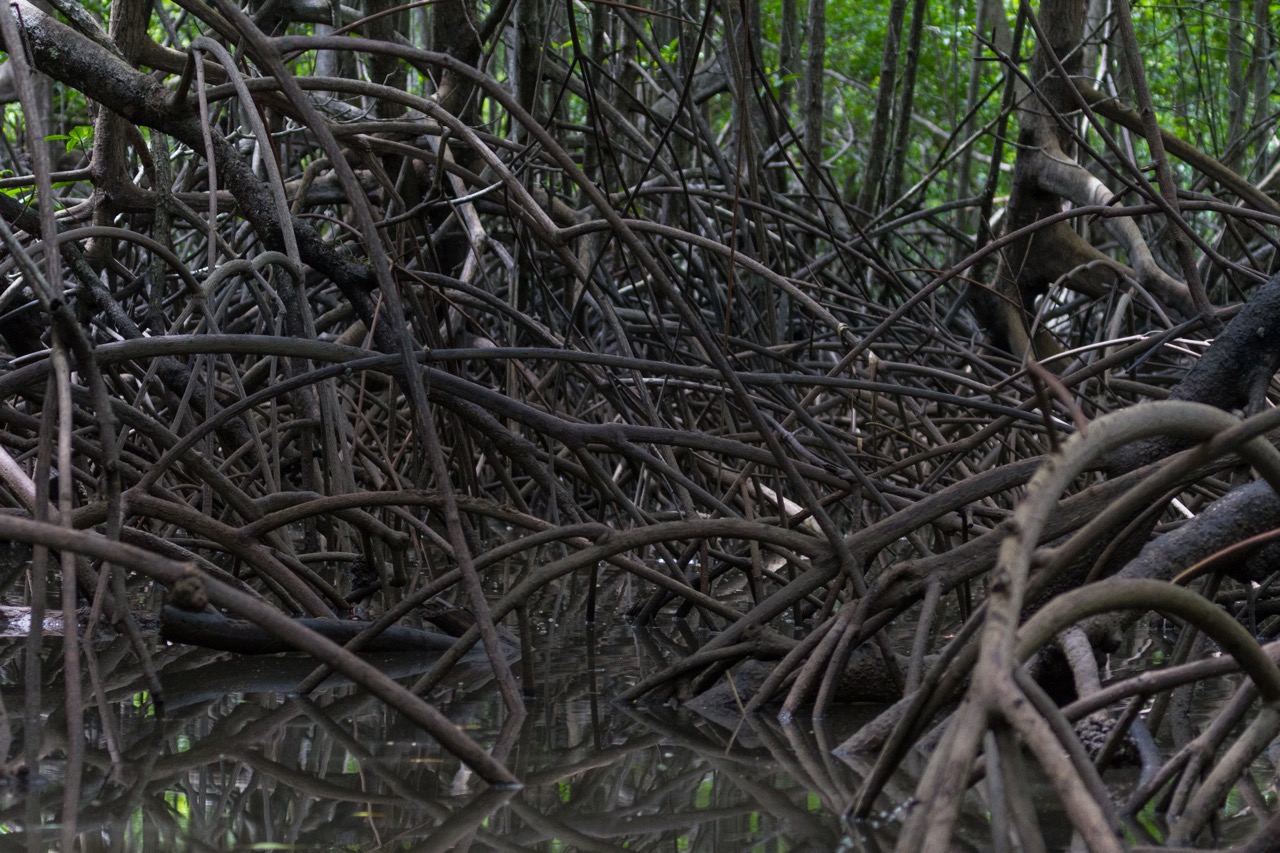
0, 624, 944, 851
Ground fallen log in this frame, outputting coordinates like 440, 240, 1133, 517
160, 606, 459, 655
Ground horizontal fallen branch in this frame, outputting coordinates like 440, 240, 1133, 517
160, 606, 471, 656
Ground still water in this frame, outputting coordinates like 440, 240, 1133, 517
0, 621, 895, 851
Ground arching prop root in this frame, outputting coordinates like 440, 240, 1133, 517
857, 401, 1280, 851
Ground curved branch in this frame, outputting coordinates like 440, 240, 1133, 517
1015, 578, 1280, 703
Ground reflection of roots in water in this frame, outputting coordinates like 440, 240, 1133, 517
7, 625, 886, 851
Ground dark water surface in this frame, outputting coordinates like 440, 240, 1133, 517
0, 621, 900, 851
